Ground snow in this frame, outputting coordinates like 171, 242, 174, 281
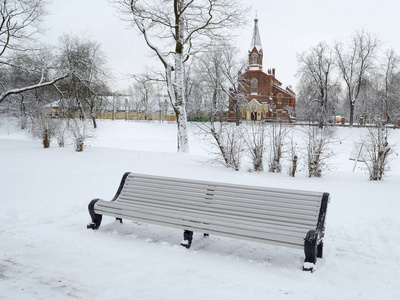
1, 118, 400, 299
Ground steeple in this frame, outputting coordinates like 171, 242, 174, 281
248, 18, 263, 67
249, 17, 262, 52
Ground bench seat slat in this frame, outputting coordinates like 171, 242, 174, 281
96, 200, 316, 236
119, 188, 322, 212
97, 200, 315, 232
95, 207, 305, 250
116, 195, 320, 221
112, 198, 319, 227
127, 173, 322, 197
95, 204, 306, 247
117, 196, 320, 220
121, 183, 322, 206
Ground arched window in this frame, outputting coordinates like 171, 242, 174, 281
277, 93, 283, 104
252, 54, 258, 65
251, 79, 258, 94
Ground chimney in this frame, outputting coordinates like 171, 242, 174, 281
272, 68, 275, 77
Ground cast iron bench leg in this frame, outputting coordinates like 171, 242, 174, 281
87, 199, 103, 229
181, 230, 193, 248
303, 229, 319, 272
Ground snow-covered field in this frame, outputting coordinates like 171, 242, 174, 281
1, 118, 400, 299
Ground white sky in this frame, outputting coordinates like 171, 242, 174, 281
42, 0, 400, 92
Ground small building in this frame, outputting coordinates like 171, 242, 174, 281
230, 18, 296, 121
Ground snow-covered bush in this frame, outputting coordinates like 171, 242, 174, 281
197, 122, 244, 171
361, 122, 392, 180
69, 119, 92, 152
304, 126, 335, 178
243, 121, 266, 172
287, 131, 299, 177
267, 121, 288, 173
54, 119, 69, 147
30, 116, 56, 149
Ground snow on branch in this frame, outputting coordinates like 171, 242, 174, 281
0, 73, 69, 103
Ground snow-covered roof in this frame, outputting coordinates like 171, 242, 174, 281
248, 18, 262, 52
273, 84, 295, 97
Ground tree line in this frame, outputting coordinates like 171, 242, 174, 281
296, 30, 400, 127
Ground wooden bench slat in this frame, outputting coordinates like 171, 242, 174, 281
115, 195, 319, 221
120, 186, 322, 210
97, 200, 317, 234
113, 197, 319, 227
122, 181, 322, 205
95, 204, 306, 247
127, 173, 322, 197
120, 186, 321, 210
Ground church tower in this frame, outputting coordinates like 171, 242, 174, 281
229, 17, 296, 122
248, 18, 263, 69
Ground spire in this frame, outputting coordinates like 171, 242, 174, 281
249, 17, 262, 52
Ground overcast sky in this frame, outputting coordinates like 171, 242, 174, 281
42, 0, 400, 92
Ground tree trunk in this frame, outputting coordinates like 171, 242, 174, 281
171, 12, 189, 153
349, 103, 354, 127
91, 115, 97, 129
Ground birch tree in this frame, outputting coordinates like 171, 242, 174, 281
113, 0, 246, 152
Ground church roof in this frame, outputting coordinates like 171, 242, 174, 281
249, 18, 262, 52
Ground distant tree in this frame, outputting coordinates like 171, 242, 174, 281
335, 30, 380, 126
380, 49, 400, 124
296, 42, 338, 127
356, 49, 400, 125
58, 35, 111, 128
113, 0, 247, 152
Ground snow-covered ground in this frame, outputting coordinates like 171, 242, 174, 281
1, 118, 400, 299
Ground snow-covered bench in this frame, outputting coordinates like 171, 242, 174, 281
87, 172, 330, 271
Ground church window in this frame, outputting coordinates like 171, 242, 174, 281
252, 54, 258, 65
251, 79, 258, 94
277, 93, 283, 104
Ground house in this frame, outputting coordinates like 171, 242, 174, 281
231, 18, 296, 121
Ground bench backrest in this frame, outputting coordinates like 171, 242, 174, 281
95, 172, 329, 249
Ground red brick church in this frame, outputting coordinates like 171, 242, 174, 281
231, 18, 296, 121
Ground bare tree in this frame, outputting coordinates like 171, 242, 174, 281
58, 35, 111, 128
303, 126, 335, 178
243, 120, 267, 172
0, 0, 45, 56
296, 42, 338, 128
356, 49, 400, 126
380, 49, 400, 124
268, 121, 288, 173
198, 121, 244, 171
113, 0, 247, 152
361, 121, 392, 180
335, 30, 380, 126
287, 128, 298, 177
133, 74, 155, 116
0, 0, 69, 105
69, 119, 93, 152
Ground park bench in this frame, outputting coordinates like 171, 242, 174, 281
87, 172, 330, 271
